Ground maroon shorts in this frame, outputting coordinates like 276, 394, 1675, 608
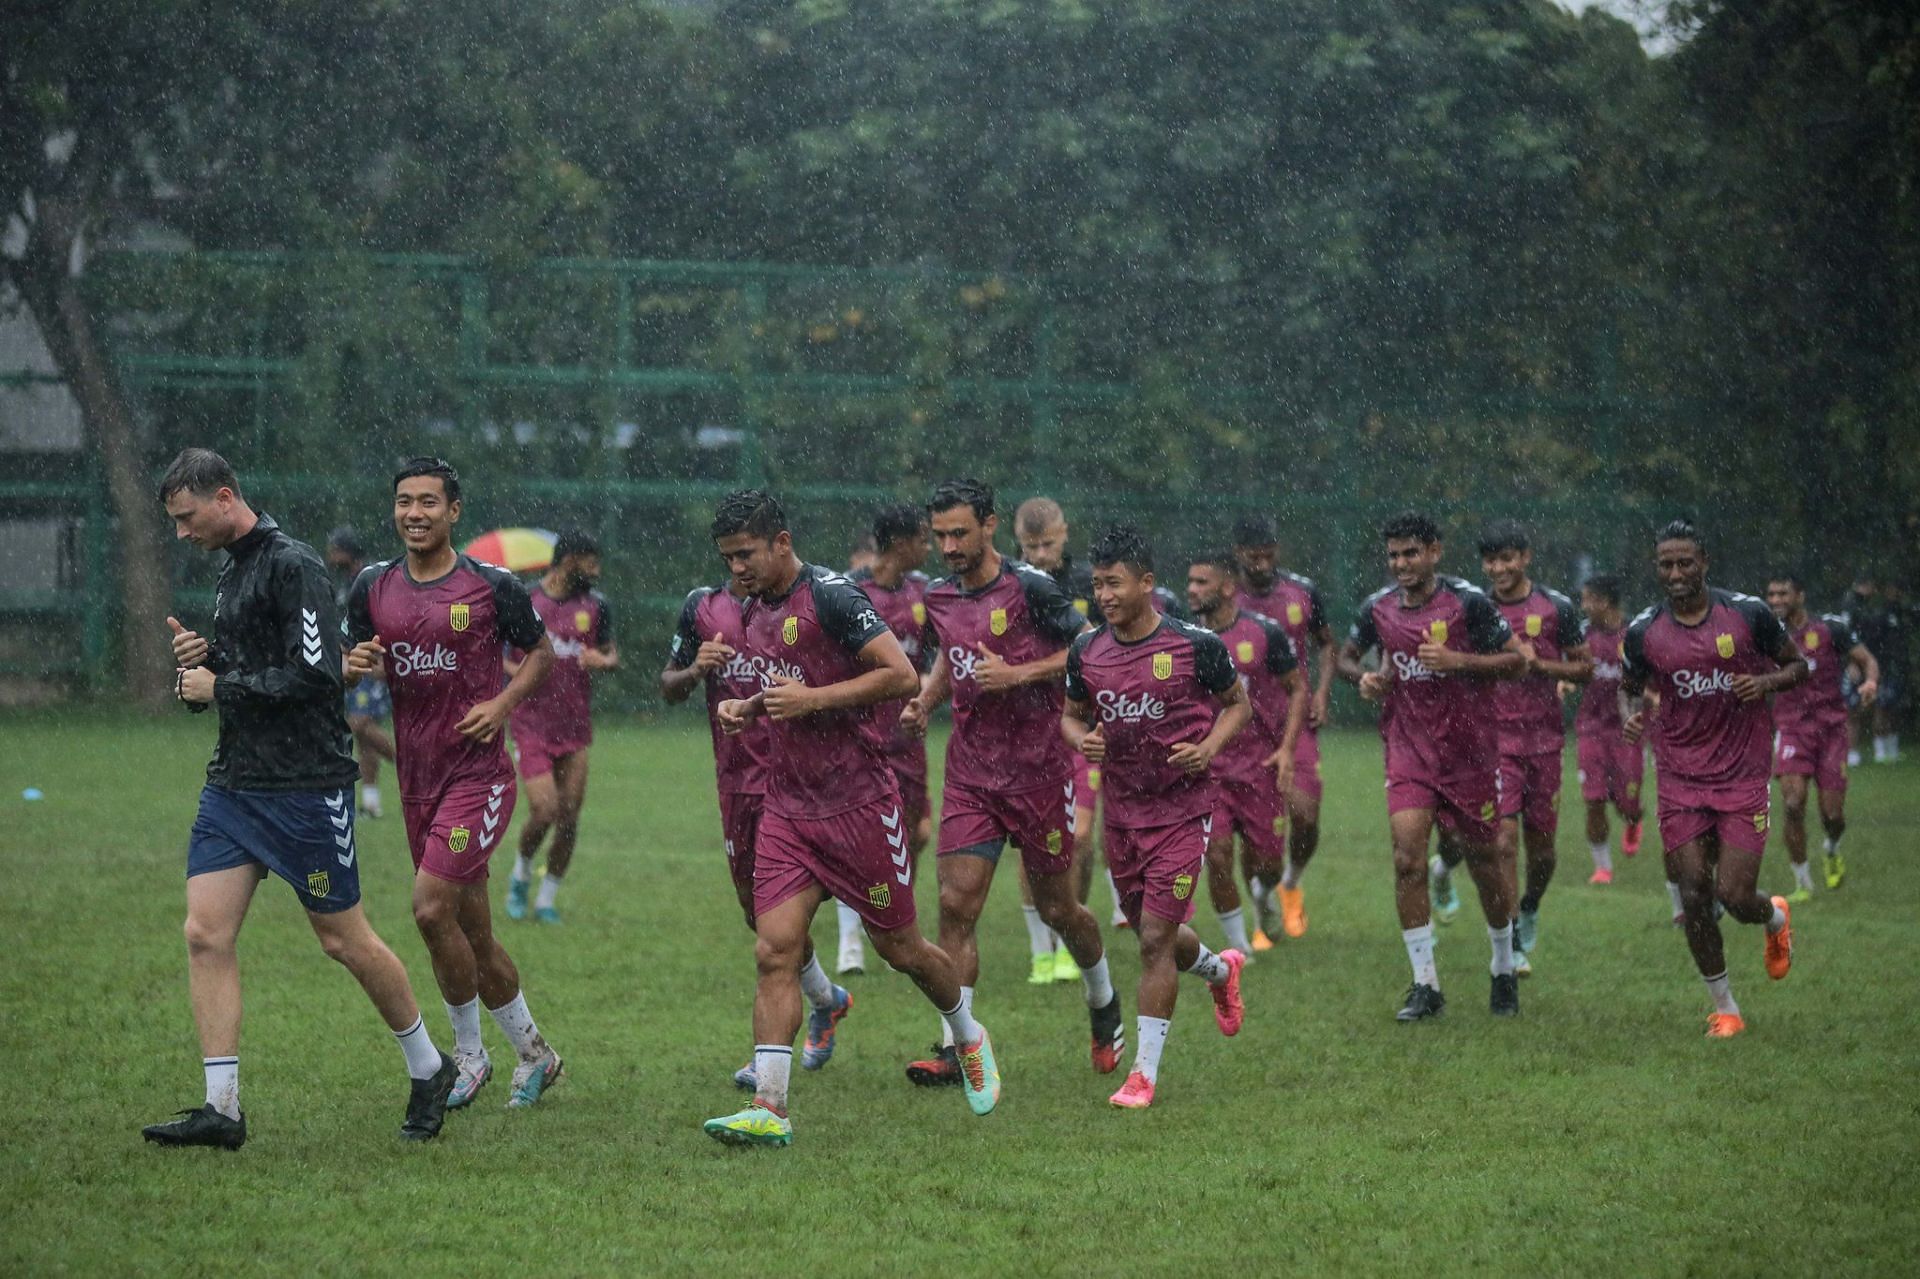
403, 776, 515, 884
1387, 771, 1500, 847
894, 768, 931, 834
1497, 750, 1563, 834
754, 791, 917, 933
719, 790, 765, 903
1656, 782, 1770, 858
1577, 731, 1644, 806
513, 733, 588, 781
1210, 773, 1287, 861
1774, 721, 1849, 791
1107, 814, 1212, 927
1291, 731, 1324, 804
937, 778, 1077, 877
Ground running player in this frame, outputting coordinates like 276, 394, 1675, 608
1338, 511, 1527, 1021
1230, 515, 1335, 943
327, 527, 394, 818
1766, 572, 1879, 898
701, 490, 998, 1146
505, 530, 618, 924
1185, 550, 1307, 960
1063, 526, 1251, 1109
144, 449, 454, 1148
845, 502, 935, 975
344, 457, 566, 1109
901, 479, 1123, 1081
1571, 575, 1645, 883
1621, 520, 1805, 1038
1479, 522, 1591, 972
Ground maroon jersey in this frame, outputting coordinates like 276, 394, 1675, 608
346, 555, 546, 800
509, 584, 612, 749
1066, 616, 1239, 827
1349, 577, 1513, 785
1622, 589, 1795, 797
1577, 622, 1627, 735
851, 567, 932, 782
1768, 612, 1856, 734
740, 564, 895, 819
667, 584, 770, 796
1490, 584, 1582, 756
1236, 571, 1325, 738
922, 560, 1086, 794
1211, 610, 1298, 785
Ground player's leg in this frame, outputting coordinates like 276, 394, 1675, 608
1203, 817, 1251, 956
1010, 860, 1055, 983
1389, 806, 1445, 1019
529, 749, 589, 922
1815, 726, 1850, 888
1713, 810, 1793, 987
1276, 781, 1319, 938
1428, 826, 1465, 925
1240, 834, 1287, 949
176, 864, 262, 1134
707, 885, 821, 1144
1518, 821, 1558, 947
868, 915, 998, 1114
456, 881, 564, 1105
1030, 863, 1123, 1072
1114, 862, 1242, 1109
1617, 747, 1646, 856
1579, 735, 1615, 881
1667, 834, 1741, 1033
507, 764, 559, 922
933, 847, 998, 1011
1455, 819, 1521, 1014
1778, 773, 1814, 900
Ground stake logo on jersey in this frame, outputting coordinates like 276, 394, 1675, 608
1096, 688, 1168, 724
851, 567, 933, 781
388, 641, 460, 678
668, 584, 771, 797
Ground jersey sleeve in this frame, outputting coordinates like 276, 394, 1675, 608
342, 562, 385, 648
1192, 628, 1238, 695
216, 543, 343, 707
1306, 581, 1330, 636
1259, 617, 1298, 677
1019, 565, 1088, 645
1462, 588, 1514, 653
1348, 598, 1381, 653
1621, 612, 1654, 691
1738, 595, 1794, 663
1554, 591, 1586, 646
1064, 631, 1093, 703
666, 589, 706, 669
592, 592, 615, 649
812, 572, 891, 656
488, 569, 548, 651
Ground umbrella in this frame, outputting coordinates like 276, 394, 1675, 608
464, 527, 557, 572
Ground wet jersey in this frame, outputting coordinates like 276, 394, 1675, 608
1350, 577, 1513, 785
667, 584, 771, 796
1769, 612, 1857, 734
851, 567, 932, 782
510, 584, 612, 748
1237, 570, 1326, 736
1577, 622, 1627, 735
1490, 584, 1583, 756
1211, 610, 1298, 785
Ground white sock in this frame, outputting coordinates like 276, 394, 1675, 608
203, 1056, 239, 1119
1281, 859, 1303, 891
1874, 735, 1890, 761
1823, 833, 1842, 856
1848, 748, 1862, 767
360, 783, 382, 816
836, 901, 863, 946
1080, 954, 1115, 1008
1666, 881, 1685, 917
1488, 923, 1515, 977
940, 985, 982, 1047
1132, 1016, 1170, 1084
1186, 944, 1229, 986
535, 873, 562, 910
393, 1014, 442, 1080
799, 952, 837, 1009
1106, 868, 1126, 923
512, 854, 535, 884
1792, 861, 1814, 892
487, 991, 547, 1061
1402, 924, 1439, 989
446, 996, 485, 1060
1590, 840, 1612, 872
1767, 901, 1787, 932
1021, 905, 1054, 958
1217, 907, 1252, 954
1703, 970, 1739, 1016
752, 1044, 792, 1111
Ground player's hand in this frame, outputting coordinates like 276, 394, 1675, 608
1358, 670, 1392, 702
1309, 687, 1330, 730
167, 616, 209, 667
346, 635, 387, 679
1555, 679, 1574, 700
1728, 673, 1764, 703
899, 698, 929, 738
760, 672, 817, 721
176, 665, 216, 704
1416, 642, 1461, 673
1622, 710, 1645, 745
1855, 678, 1878, 704
455, 696, 511, 743
1266, 750, 1296, 801
717, 698, 756, 734
1516, 641, 1539, 674
693, 631, 735, 675
1167, 740, 1214, 775
971, 643, 1019, 693
1078, 722, 1106, 763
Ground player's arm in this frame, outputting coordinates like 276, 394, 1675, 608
976, 568, 1089, 692
759, 576, 914, 720
456, 571, 554, 742
901, 647, 951, 737
188, 551, 340, 707
1059, 634, 1101, 758
1421, 591, 1524, 678
1729, 597, 1806, 702
1533, 593, 1593, 683
583, 596, 619, 672
342, 564, 385, 688
1309, 623, 1337, 727
1847, 640, 1881, 704
660, 591, 727, 704
1168, 632, 1251, 774
1619, 619, 1651, 743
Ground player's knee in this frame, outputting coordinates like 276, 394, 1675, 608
1391, 847, 1425, 880
754, 933, 803, 975
183, 913, 237, 958
411, 894, 457, 935
314, 925, 360, 966
937, 885, 982, 930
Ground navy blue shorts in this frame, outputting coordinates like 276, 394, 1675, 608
188, 785, 361, 913
345, 677, 391, 721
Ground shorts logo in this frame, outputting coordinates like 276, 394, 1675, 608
1046, 829, 1063, 856
1172, 873, 1194, 901
450, 603, 470, 632
1272, 815, 1287, 836
1287, 603, 1303, 626
867, 883, 891, 910
1480, 801, 1496, 822
1428, 620, 1449, 645
1525, 614, 1543, 638
307, 870, 330, 898
1803, 630, 1819, 650
575, 609, 592, 632
782, 616, 799, 646
1235, 640, 1255, 664
1152, 652, 1173, 680
911, 602, 927, 627
1753, 811, 1769, 833
1715, 632, 1735, 659
989, 607, 1008, 636
448, 826, 471, 854
1087, 767, 1102, 790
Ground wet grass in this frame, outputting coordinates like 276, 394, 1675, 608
2, 712, 1915, 1275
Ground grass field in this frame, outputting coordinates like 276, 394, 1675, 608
3, 709, 1917, 1276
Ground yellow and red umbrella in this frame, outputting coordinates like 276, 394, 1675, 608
464, 527, 557, 572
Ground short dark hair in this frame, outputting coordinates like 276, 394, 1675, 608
1231, 515, 1275, 548
1381, 511, 1442, 545
1089, 524, 1154, 577
327, 526, 365, 559
872, 502, 927, 551
927, 477, 995, 523
1477, 520, 1529, 557
394, 456, 461, 503
552, 528, 599, 562
1190, 548, 1240, 579
1767, 570, 1805, 591
711, 489, 787, 541
1581, 574, 1622, 606
157, 448, 241, 504
1656, 517, 1704, 554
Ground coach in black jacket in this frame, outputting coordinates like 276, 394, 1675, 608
141, 447, 457, 1151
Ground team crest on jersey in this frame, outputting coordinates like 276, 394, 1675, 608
1428, 620, 1449, 645
307, 870, 329, 899
448, 826, 470, 854
1046, 829, 1063, 856
1152, 652, 1173, 680
867, 883, 891, 909
782, 616, 799, 646
575, 609, 592, 632
1803, 630, 1820, 650
1287, 603, 1303, 626
1715, 633, 1735, 658
989, 607, 1008, 636
1171, 873, 1193, 901
449, 603, 471, 632
1074, 598, 1089, 614
1525, 614, 1543, 637
911, 602, 927, 627
1235, 640, 1255, 664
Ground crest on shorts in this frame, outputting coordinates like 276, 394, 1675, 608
1287, 603, 1303, 626
1480, 801, 1496, 822
1752, 811, 1769, 833
1428, 619, 1448, 645
782, 615, 799, 646
1235, 640, 1255, 664
1046, 829, 1063, 856
1152, 652, 1173, 680
449, 603, 470, 632
989, 607, 1008, 636
1525, 614, 1543, 638
448, 826, 470, 854
575, 609, 592, 633
307, 870, 329, 899
1172, 873, 1194, 901
911, 602, 927, 627
1272, 815, 1287, 837
1715, 632, 1735, 659
867, 883, 891, 910
1803, 629, 1819, 650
